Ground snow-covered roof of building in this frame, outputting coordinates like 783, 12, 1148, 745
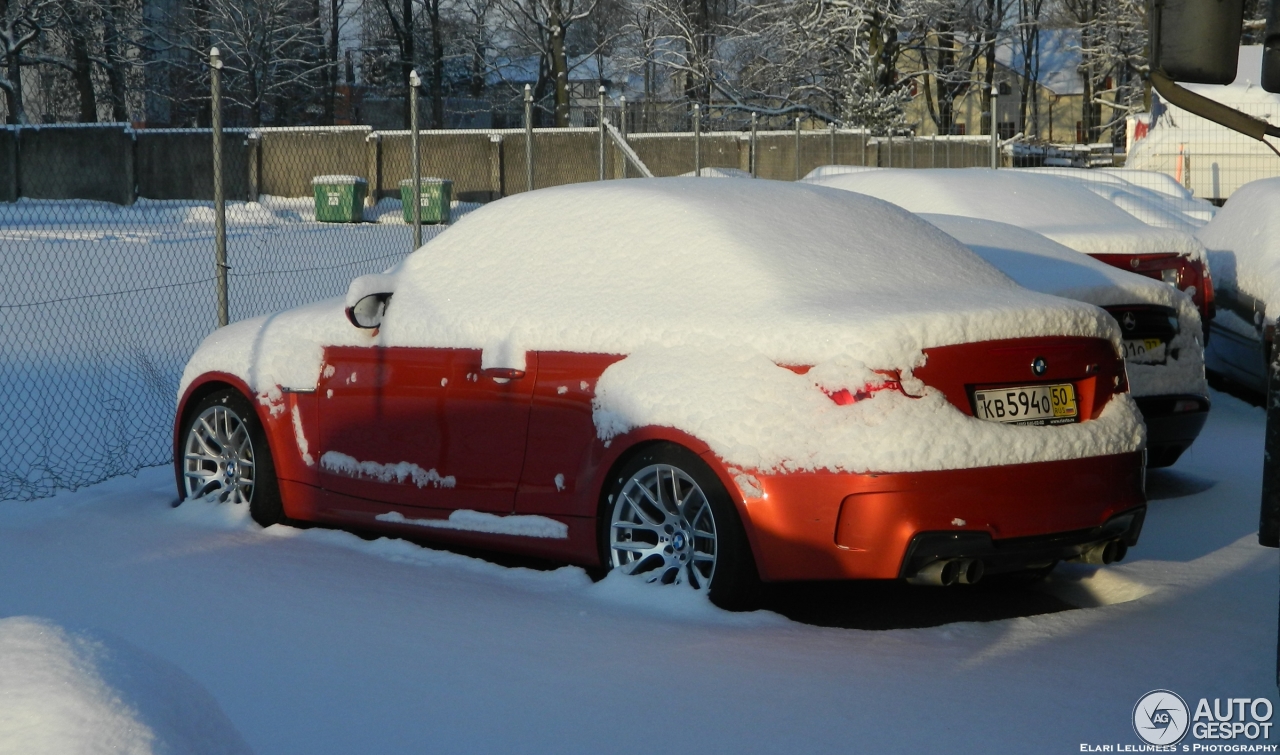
806, 168, 1206, 260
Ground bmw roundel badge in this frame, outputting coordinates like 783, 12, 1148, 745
1031, 357, 1048, 376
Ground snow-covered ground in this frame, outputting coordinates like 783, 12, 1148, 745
0, 387, 1274, 754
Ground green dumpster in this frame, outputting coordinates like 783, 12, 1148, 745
399, 178, 453, 224
312, 175, 366, 223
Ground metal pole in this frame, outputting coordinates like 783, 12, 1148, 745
794, 115, 801, 180
620, 95, 628, 179
210, 47, 227, 329
524, 84, 534, 192
598, 85, 606, 181
887, 131, 893, 168
693, 103, 701, 176
829, 122, 836, 165
931, 132, 937, 168
750, 112, 757, 177
409, 70, 422, 250
990, 91, 999, 169
910, 130, 916, 168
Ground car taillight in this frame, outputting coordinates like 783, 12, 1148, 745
823, 379, 904, 406
1108, 253, 1211, 321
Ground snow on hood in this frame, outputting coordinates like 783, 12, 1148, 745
181, 179, 1142, 475
0, 616, 254, 755
1196, 177, 1280, 321
807, 169, 1207, 262
924, 214, 1207, 398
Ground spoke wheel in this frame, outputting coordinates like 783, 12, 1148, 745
183, 404, 256, 504
176, 388, 285, 527
601, 443, 760, 609
610, 463, 718, 591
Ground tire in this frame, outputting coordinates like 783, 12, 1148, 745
177, 388, 286, 528
600, 443, 761, 610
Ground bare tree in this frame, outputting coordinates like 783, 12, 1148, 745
0, 0, 58, 123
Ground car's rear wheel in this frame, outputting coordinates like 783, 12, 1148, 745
603, 443, 760, 609
179, 389, 285, 527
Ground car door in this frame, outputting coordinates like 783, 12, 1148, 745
316, 345, 537, 513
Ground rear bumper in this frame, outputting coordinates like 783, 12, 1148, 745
1134, 394, 1210, 468
735, 451, 1146, 582
898, 508, 1145, 579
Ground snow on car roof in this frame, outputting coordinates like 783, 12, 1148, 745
807, 168, 1206, 260
1020, 167, 1214, 231
385, 178, 1116, 369
1196, 177, 1280, 318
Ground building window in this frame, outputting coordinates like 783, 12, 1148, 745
998, 122, 1016, 139
998, 82, 1012, 96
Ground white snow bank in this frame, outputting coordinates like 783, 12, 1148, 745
923, 215, 1207, 398
592, 344, 1145, 474
1196, 177, 1280, 320
806, 169, 1207, 261
678, 167, 753, 178
803, 165, 881, 180
0, 616, 253, 755
376, 510, 568, 539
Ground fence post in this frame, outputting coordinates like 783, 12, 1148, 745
410, 70, 422, 250
246, 132, 260, 202
210, 47, 228, 329
693, 103, 702, 176
524, 84, 534, 192
794, 116, 801, 180
910, 131, 916, 168
620, 95, 628, 179
990, 91, 999, 169
887, 132, 893, 168
829, 122, 836, 165
598, 86, 606, 181
750, 112, 758, 177
931, 132, 936, 169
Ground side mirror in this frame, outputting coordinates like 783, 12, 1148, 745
1150, 0, 1243, 85
344, 273, 397, 330
1264, 0, 1280, 92
346, 293, 391, 329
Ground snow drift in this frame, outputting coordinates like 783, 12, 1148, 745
0, 616, 253, 755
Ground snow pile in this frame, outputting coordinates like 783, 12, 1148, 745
0, 616, 253, 755
182, 179, 1143, 475
1195, 177, 1280, 320
375, 509, 568, 539
803, 165, 880, 180
923, 215, 1207, 398
678, 167, 753, 179
806, 168, 1207, 261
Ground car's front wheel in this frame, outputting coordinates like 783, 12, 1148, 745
603, 443, 760, 609
178, 388, 285, 527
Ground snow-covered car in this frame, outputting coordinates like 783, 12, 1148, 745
175, 179, 1146, 608
803, 168, 1216, 329
1020, 167, 1217, 231
1196, 177, 1280, 394
920, 215, 1209, 467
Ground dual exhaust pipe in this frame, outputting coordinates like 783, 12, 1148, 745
908, 558, 984, 587
1075, 539, 1128, 565
909, 538, 1128, 586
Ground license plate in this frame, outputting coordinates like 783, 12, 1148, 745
973, 384, 1078, 426
1122, 338, 1166, 364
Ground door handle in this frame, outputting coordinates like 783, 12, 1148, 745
480, 367, 526, 380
